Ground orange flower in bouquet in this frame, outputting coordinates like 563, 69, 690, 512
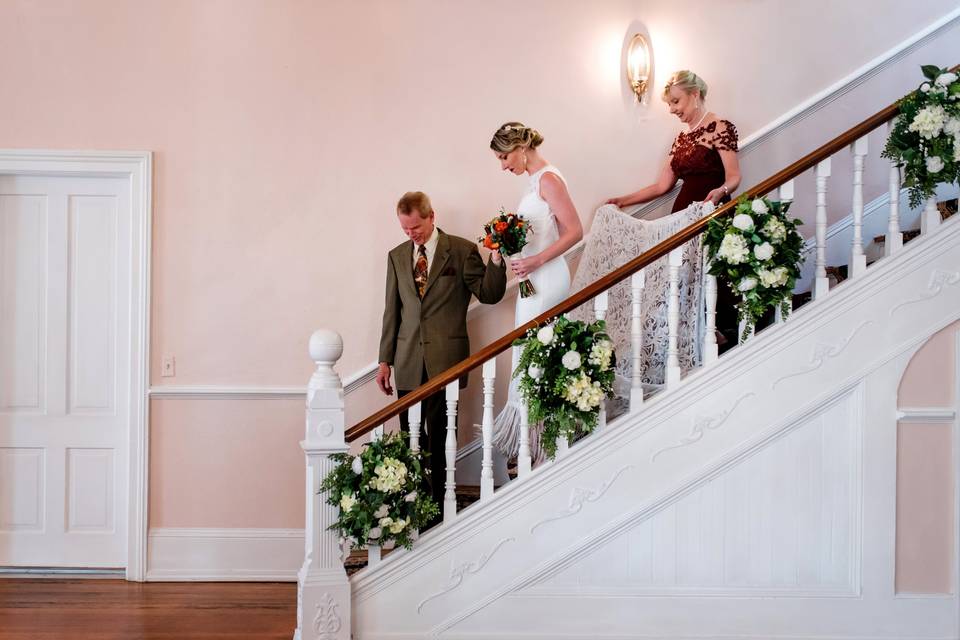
479, 208, 536, 297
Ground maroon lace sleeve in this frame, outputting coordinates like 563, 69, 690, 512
713, 119, 738, 152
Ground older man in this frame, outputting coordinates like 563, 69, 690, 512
377, 191, 506, 509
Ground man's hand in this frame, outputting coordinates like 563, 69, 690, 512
376, 362, 394, 395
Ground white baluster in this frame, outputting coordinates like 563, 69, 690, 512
408, 402, 421, 453
593, 290, 608, 431
814, 158, 831, 299
885, 121, 903, 257
593, 290, 608, 321
367, 544, 381, 568
555, 436, 570, 458
297, 329, 351, 640
517, 400, 532, 477
443, 381, 458, 524
702, 254, 718, 365
480, 359, 496, 502
778, 179, 794, 206
666, 247, 683, 387
630, 269, 645, 407
921, 196, 941, 235
371, 424, 384, 442
849, 136, 868, 278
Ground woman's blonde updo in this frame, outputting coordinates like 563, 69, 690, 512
662, 70, 708, 100
490, 122, 544, 153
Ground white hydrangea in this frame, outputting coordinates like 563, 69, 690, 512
750, 199, 769, 215
370, 457, 408, 494
536, 326, 554, 345
758, 266, 790, 288
527, 364, 543, 380
761, 217, 787, 243
562, 372, 604, 411
909, 104, 948, 140
587, 339, 613, 371
927, 156, 945, 174
351, 457, 363, 475
753, 242, 774, 261
738, 276, 758, 292
378, 516, 409, 534
561, 350, 582, 370
936, 72, 958, 86
732, 213, 754, 231
717, 234, 750, 264
368, 527, 382, 540
339, 493, 357, 513
944, 117, 960, 138
954, 139, 960, 162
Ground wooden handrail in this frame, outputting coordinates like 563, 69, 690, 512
344, 77, 931, 442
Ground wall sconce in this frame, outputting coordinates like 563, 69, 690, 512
626, 33, 651, 103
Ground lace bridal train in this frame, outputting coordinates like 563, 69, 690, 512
568, 201, 713, 412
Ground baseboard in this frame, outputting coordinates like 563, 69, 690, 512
146, 528, 303, 581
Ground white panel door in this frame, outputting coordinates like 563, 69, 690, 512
0, 174, 130, 567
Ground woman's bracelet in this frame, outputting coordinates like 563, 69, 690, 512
721, 185, 729, 195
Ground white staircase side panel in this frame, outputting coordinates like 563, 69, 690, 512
350, 218, 960, 639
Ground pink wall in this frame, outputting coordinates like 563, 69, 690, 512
895, 321, 959, 594
0, 1, 958, 530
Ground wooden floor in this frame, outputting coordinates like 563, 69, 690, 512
0, 579, 296, 639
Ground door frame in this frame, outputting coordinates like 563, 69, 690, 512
0, 149, 152, 580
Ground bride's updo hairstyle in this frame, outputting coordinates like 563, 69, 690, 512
662, 70, 708, 100
490, 122, 544, 153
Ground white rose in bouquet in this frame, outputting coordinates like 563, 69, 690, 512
738, 276, 758, 292
351, 457, 363, 475
527, 364, 543, 380
404, 490, 417, 502
561, 350, 582, 370
750, 199, 769, 215
944, 118, 960, 138
732, 213, 754, 231
935, 72, 958, 86
753, 242, 775, 261
367, 527, 382, 540
926, 156, 945, 174
921, 82, 931, 93
717, 234, 749, 264
374, 504, 389, 518
536, 326, 555, 345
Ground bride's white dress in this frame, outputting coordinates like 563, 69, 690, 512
491, 165, 571, 460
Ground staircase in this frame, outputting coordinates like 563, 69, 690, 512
294, 83, 960, 639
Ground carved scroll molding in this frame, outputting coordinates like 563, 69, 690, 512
650, 392, 756, 462
889, 269, 959, 316
417, 537, 514, 613
313, 593, 343, 639
529, 465, 634, 534
770, 320, 875, 391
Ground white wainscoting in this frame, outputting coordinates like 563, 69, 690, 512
146, 528, 302, 581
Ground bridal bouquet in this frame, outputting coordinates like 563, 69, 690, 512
883, 65, 960, 207
704, 196, 803, 340
320, 432, 438, 549
480, 208, 536, 297
514, 315, 615, 458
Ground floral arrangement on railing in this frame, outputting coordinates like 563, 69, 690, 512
514, 315, 615, 458
479, 208, 535, 297
883, 65, 960, 208
320, 432, 438, 549
704, 196, 804, 339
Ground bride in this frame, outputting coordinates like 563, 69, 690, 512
488, 122, 583, 464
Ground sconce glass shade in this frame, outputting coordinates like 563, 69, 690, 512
626, 33, 651, 102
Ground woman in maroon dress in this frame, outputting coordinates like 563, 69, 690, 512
606, 70, 743, 348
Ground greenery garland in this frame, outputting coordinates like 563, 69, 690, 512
703, 196, 804, 340
320, 432, 438, 549
882, 65, 960, 208
513, 315, 615, 458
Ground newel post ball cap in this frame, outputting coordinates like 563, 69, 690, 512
309, 329, 343, 363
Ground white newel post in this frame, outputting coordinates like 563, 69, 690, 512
814, 158, 831, 299
849, 136, 868, 278
295, 330, 350, 640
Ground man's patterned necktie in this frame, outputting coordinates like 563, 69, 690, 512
414, 245, 428, 299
